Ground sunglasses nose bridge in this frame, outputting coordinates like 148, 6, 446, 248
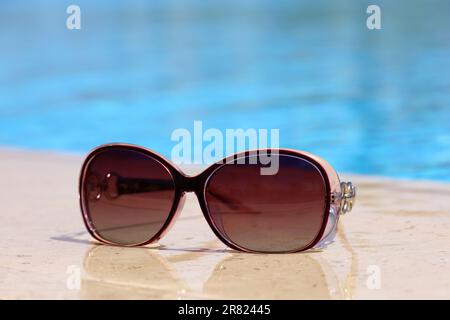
178, 174, 199, 193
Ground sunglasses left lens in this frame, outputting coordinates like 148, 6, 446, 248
204, 153, 328, 253
81, 148, 176, 245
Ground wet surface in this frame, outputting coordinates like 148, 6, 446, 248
1, 149, 449, 299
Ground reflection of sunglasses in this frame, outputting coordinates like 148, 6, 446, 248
79, 143, 356, 253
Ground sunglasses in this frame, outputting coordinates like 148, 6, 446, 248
79, 144, 356, 253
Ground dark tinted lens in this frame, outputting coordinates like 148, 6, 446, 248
205, 154, 327, 252
81, 148, 176, 245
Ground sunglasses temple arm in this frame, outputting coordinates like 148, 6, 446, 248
94, 176, 175, 200
104, 177, 287, 217
114, 179, 276, 216
206, 190, 261, 214
117, 177, 175, 194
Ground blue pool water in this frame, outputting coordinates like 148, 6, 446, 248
1, 0, 450, 181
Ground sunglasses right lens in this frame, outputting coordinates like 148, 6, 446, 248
205, 154, 328, 253
81, 148, 176, 245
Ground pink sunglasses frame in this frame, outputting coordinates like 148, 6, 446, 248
79, 143, 355, 253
